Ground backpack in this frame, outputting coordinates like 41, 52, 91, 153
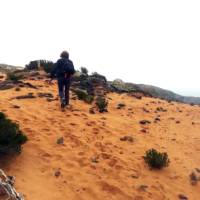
60, 59, 75, 76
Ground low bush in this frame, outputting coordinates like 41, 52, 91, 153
25, 60, 54, 73
80, 67, 89, 75
0, 112, 28, 155
6, 72, 23, 81
96, 97, 108, 113
144, 148, 170, 169
74, 89, 94, 104
40, 60, 54, 73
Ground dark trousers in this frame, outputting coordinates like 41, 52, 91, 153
57, 78, 71, 105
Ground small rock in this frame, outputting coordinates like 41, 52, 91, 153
15, 93, 36, 99
139, 120, 151, 125
155, 117, 160, 121
190, 171, 198, 185
12, 105, 20, 109
156, 107, 167, 112
120, 136, 134, 142
57, 137, 64, 145
178, 194, 188, 200
91, 156, 99, 163
89, 107, 95, 114
46, 98, 54, 102
195, 168, 200, 173
117, 103, 126, 109
142, 108, 149, 113
54, 170, 61, 177
131, 174, 139, 179
138, 185, 148, 191
140, 129, 147, 133
15, 87, 21, 91
37, 92, 54, 98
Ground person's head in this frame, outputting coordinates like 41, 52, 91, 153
60, 51, 69, 59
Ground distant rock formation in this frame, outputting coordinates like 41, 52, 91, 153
0, 64, 23, 73
108, 79, 200, 105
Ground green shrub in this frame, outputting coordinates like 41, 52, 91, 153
25, 60, 54, 73
85, 95, 94, 104
144, 148, 170, 169
0, 112, 28, 155
74, 89, 94, 104
7, 72, 23, 81
80, 67, 89, 75
96, 97, 108, 113
40, 60, 54, 73
25, 60, 38, 70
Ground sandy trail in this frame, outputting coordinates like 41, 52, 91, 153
0, 80, 200, 200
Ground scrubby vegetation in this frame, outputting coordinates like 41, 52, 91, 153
0, 112, 28, 155
80, 67, 89, 76
25, 60, 54, 73
144, 148, 170, 169
74, 89, 94, 104
96, 96, 108, 113
6, 71, 23, 81
40, 60, 54, 73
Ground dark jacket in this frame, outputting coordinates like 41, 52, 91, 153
50, 58, 74, 79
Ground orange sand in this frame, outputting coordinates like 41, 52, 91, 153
0, 80, 200, 200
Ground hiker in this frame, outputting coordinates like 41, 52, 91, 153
49, 51, 75, 108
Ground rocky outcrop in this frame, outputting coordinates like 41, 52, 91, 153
0, 169, 24, 200
71, 72, 108, 96
0, 80, 37, 90
109, 79, 200, 105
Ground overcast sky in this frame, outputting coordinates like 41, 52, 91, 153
0, 0, 199, 96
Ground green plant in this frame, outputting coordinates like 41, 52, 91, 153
40, 60, 54, 73
96, 97, 108, 113
6, 72, 23, 81
80, 67, 89, 75
85, 95, 94, 104
74, 89, 94, 104
25, 60, 54, 73
144, 149, 169, 169
0, 112, 28, 155
25, 60, 39, 70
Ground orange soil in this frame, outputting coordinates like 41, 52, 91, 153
0, 80, 200, 200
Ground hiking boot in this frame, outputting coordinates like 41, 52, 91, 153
61, 102, 65, 109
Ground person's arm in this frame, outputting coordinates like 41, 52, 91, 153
48, 61, 59, 84
50, 63, 58, 80
50, 59, 62, 80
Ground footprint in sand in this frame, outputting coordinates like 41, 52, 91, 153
86, 121, 96, 126
92, 127, 99, 134
70, 122, 77, 126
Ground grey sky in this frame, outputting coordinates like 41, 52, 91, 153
0, 0, 199, 96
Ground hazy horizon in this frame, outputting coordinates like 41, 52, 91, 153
0, 0, 199, 97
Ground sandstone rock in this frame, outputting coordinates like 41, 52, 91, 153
139, 120, 151, 125
178, 194, 188, 200
54, 170, 61, 177
57, 137, 64, 145
120, 136, 134, 142
37, 92, 53, 98
117, 103, 126, 109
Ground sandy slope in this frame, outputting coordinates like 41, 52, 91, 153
0, 80, 200, 200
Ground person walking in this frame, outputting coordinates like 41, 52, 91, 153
50, 51, 75, 109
